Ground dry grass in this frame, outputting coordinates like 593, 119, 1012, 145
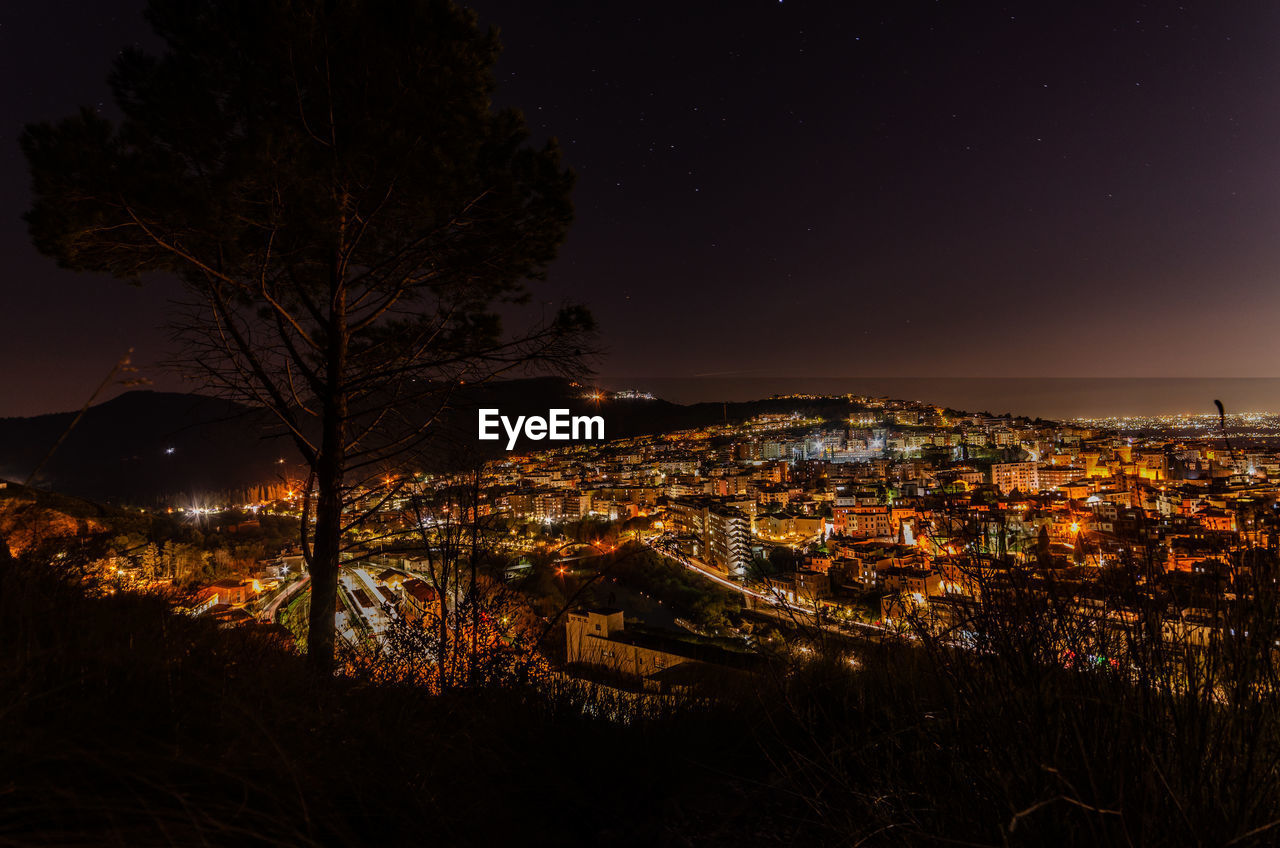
3, 541, 1278, 846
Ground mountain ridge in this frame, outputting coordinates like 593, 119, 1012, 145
0, 379, 867, 502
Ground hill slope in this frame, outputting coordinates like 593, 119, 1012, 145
0, 392, 291, 503
0, 381, 869, 502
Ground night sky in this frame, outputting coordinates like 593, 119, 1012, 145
3, 1, 1280, 417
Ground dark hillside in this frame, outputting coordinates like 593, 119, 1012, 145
0, 382, 876, 501
4, 538, 1278, 846
0, 551, 782, 847
0, 392, 289, 504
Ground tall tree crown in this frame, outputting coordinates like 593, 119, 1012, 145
22, 0, 588, 674
23, 0, 574, 313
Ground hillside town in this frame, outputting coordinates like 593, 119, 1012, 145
480, 395, 1276, 630
139, 392, 1280, 688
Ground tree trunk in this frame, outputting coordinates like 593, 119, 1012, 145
305, 265, 349, 674
306, 444, 344, 673
438, 590, 450, 690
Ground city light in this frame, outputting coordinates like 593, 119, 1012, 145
9, 3, 1279, 843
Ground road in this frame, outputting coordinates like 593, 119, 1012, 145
639, 536, 902, 642
648, 541, 775, 603
259, 574, 310, 622
553, 550, 616, 563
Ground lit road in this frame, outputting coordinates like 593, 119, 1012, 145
260, 574, 310, 622
643, 538, 774, 604
639, 536, 901, 641
552, 549, 617, 564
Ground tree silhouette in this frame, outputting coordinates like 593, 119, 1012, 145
22, 0, 591, 671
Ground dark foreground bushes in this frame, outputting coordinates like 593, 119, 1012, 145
3, 547, 1278, 846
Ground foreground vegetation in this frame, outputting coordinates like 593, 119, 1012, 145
3, 537, 1279, 846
